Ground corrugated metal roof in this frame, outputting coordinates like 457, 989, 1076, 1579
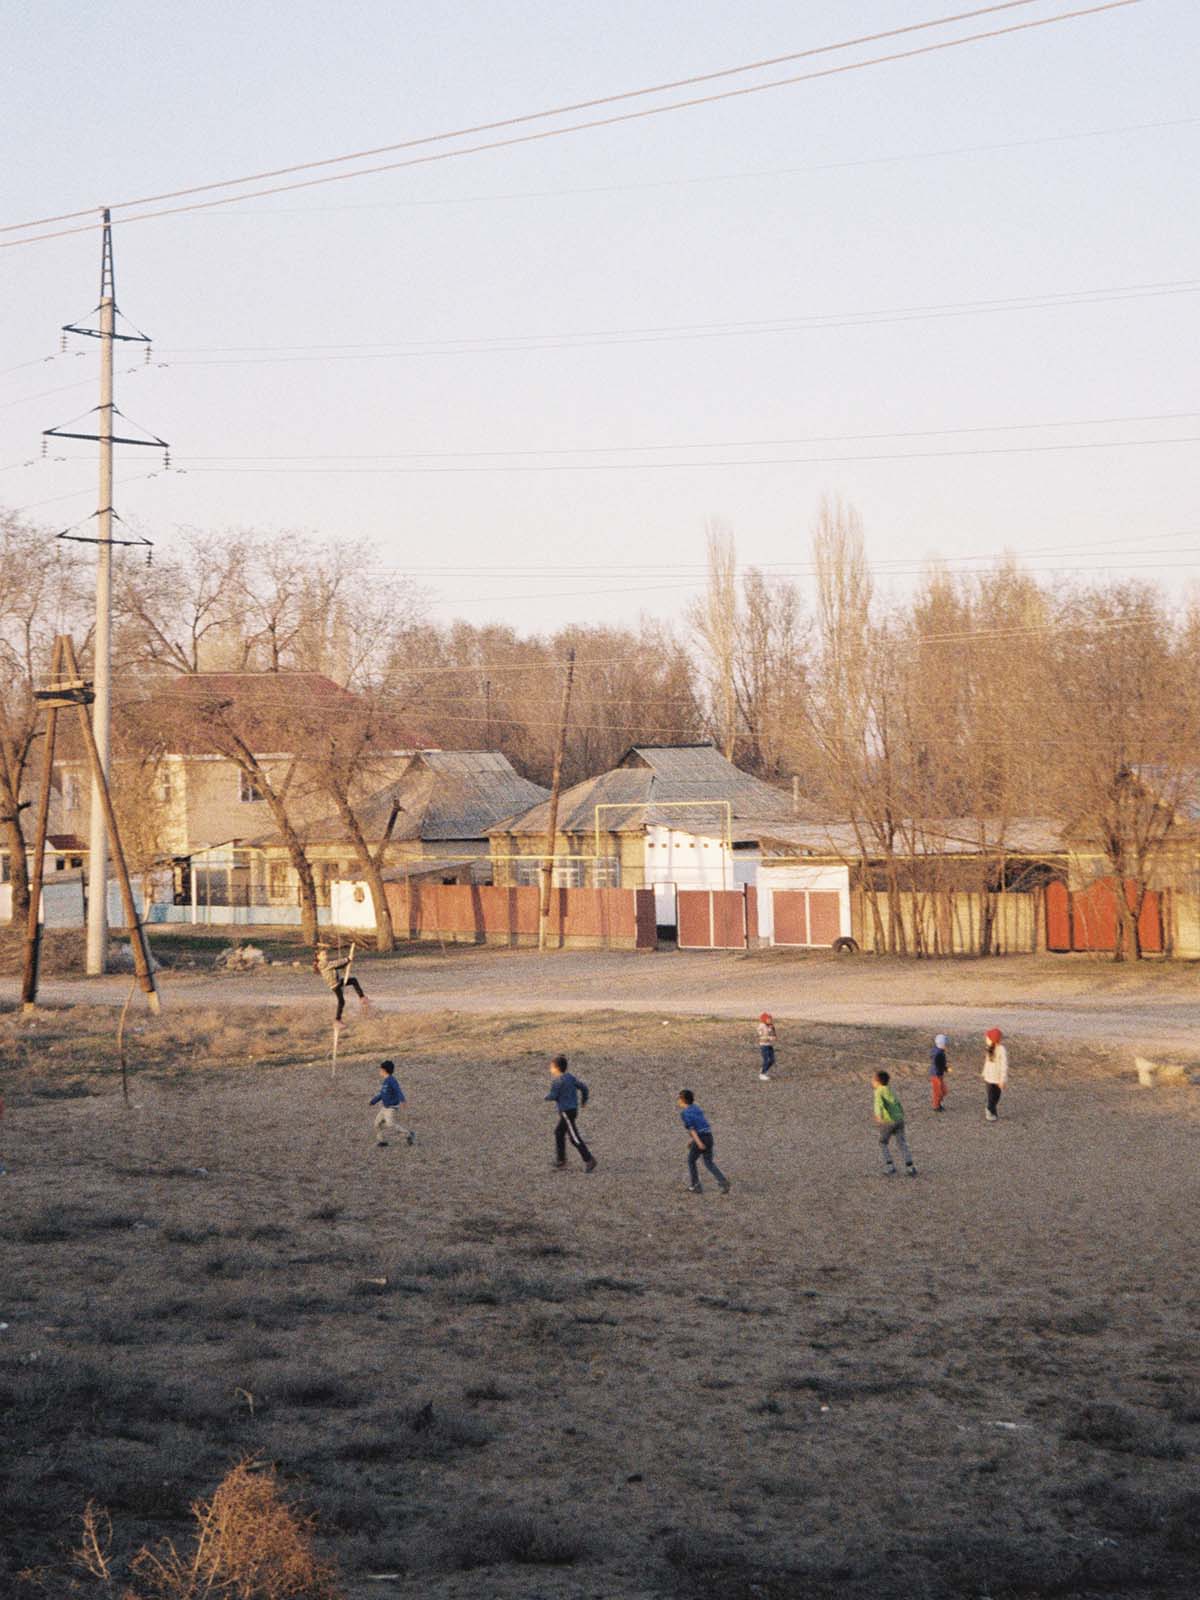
255, 751, 548, 847
753, 816, 1068, 859
492, 746, 804, 837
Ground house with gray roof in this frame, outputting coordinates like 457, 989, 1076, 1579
253, 750, 549, 907
488, 744, 808, 927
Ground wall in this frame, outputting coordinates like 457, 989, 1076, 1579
643, 826, 751, 926
757, 863, 851, 945
380, 883, 656, 949
854, 889, 1039, 955
0, 874, 86, 928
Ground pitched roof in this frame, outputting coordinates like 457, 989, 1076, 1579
491, 744, 806, 839
753, 816, 1068, 859
255, 751, 549, 848
60, 671, 414, 759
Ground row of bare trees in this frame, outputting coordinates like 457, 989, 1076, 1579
2, 503, 1198, 958
692, 501, 1200, 958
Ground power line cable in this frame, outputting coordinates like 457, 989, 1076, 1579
0, 3, 1058, 234
0, 1, 1142, 249
190, 113, 1200, 218
155, 279, 1200, 362
168, 433, 1200, 476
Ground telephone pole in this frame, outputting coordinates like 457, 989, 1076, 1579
44, 209, 167, 975
538, 648, 576, 951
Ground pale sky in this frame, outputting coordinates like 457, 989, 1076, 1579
3, 0, 1197, 629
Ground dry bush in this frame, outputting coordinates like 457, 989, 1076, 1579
446, 1509, 585, 1569
91, 1458, 342, 1599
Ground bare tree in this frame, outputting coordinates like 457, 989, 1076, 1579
0, 515, 85, 921
689, 521, 740, 759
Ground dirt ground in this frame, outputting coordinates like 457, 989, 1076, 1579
10, 935, 1200, 1055
2, 1001, 1199, 1598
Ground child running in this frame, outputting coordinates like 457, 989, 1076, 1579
677, 1090, 731, 1194
757, 1012, 777, 1080
369, 1060, 415, 1148
872, 1070, 917, 1177
546, 1055, 597, 1172
982, 1028, 1009, 1121
930, 1033, 949, 1112
315, 943, 369, 1023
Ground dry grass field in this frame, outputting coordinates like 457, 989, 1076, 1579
2, 999, 1199, 1598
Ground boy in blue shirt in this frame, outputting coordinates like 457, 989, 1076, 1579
546, 1054, 597, 1172
677, 1090, 731, 1195
369, 1060, 414, 1148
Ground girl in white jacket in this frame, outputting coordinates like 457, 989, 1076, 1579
982, 1028, 1008, 1121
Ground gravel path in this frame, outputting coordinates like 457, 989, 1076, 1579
10, 946, 1200, 1053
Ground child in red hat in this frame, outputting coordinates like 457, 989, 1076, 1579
982, 1028, 1008, 1121
756, 1012, 777, 1080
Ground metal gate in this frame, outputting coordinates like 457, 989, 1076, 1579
770, 889, 842, 947
677, 888, 748, 949
1045, 878, 1163, 953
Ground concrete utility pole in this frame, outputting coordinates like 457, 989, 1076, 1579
87, 225, 116, 976
538, 647, 576, 951
44, 209, 167, 976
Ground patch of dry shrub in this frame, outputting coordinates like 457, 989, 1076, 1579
77, 1458, 342, 1599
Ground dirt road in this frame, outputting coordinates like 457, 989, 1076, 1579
11, 946, 1200, 1054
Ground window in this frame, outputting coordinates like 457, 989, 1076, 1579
267, 861, 290, 901
62, 771, 82, 812
158, 767, 173, 804
239, 769, 265, 803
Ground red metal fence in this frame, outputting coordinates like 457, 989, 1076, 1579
676, 889, 749, 950
770, 889, 842, 947
1045, 878, 1163, 953
383, 883, 656, 949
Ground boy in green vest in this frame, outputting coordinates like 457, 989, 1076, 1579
873, 1070, 917, 1178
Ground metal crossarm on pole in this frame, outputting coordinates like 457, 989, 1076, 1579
40, 209, 169, 976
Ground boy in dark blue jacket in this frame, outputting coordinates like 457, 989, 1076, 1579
678, 1090, 730, 1195
546, 1054, 597, 1172
370, 1060, 414, 1148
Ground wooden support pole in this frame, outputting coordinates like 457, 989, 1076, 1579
539, 647, 575, 952
21, 637, 65, 1012
61, 638, 160, 1013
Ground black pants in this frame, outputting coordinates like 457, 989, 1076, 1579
555, 1109, 592, 1165
687, 1132, 729, 1189
986, 1082, 1003, 1116
333, 976, 365, 1022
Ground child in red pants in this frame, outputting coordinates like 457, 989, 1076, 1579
930, 1033, 949, 1112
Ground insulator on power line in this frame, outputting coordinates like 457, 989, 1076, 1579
59, 333, 67, 353
41, 438, 47, 458
144, 344, 152, 365
162, 448, 170, 470
146, 547, 153, 568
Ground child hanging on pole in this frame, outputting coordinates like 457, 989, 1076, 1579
315, 941, 369, 1023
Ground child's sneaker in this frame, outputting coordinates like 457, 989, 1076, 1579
906, 1164, 918, 1177
584, 1158, 598, 1173
758, 1072, 770, 1081
687, 1182, 702, 1193
719, 1181, 731, 1194
985, 1112, 998, 1122
405, 1130, 417, 1146
883, 1167, 897, 1177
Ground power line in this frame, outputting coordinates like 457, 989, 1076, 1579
145, 410, 1200, 464
0, 3, 1060, 234
0, 2, 1142, 249
166, 433, 1200, 476
154, 279, 1200, 364
186, 113, 1200, 219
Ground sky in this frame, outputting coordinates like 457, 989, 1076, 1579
2, 0, 1198, 632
